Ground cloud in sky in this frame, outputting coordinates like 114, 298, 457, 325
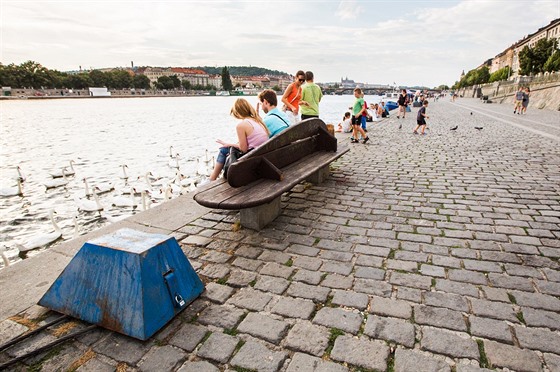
1, 0, 558, 87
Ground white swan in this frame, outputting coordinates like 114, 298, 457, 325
50, 160, 76, 178
196, 158, 210, 177
111, 189, 138, 209
169, 156, 181, 169
102, 212, 129, 224
83, 178, 114, 197
119, 164, 129, 180
75, 188, 103, 212
16, 210, 62, 253
44, 168, 69, 189
72, 216, 80, 239
17, 166, 27, 182
0, 178, 24, 197
0, 245, 9, 267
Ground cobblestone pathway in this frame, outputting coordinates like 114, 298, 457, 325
1, 99, 559, 371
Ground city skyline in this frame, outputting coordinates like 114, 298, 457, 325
2, 0, 559, 87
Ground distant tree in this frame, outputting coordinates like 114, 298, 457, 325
435, 84, 449, 90
64, 73, 92, 89
89, 70, 106, 87
181, 79, 192, 90
543, 49, 560, 72
221, 66, 233, 91
133, 74, 151, 89
170, 75, 181, 89
271, 85, 281, 92
156, 76, 174, 90
192, 83, 205, 90
489, 66, 510, 83
109, 70, 132, 89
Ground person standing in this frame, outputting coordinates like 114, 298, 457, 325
258, 89, 290, 137
350, 88, 370, 144
513, 86, 524, 114
299, 71, 323, 120
521, 87, 530, 114
397, 89, 408, 119
281, 70, 305, 125
413, 100, 429, 135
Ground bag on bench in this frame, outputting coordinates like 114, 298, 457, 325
223, 147, 246, 179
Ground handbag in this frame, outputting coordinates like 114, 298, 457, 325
223, 147, 245, 179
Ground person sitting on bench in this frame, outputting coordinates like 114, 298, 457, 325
209, 98, 270, 181
257, 89, 291, 137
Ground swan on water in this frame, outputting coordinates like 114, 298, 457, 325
0, 245, 9, 267
120, 164, 129, 180
196, 158, 211, 177
102, 211, 129, 224
75, 188, 103, 212
50, 160, 76, 178
17, 166, 27, 182
44, 168, 69, 189
169, 156, 181, 169
111, 189, 138, 209
15, 210, 62, 253
72, 215, 80, 239
0, 177, 24, 197
82, 178, 114, 197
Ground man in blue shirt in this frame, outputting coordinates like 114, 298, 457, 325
258, 89, 290, 137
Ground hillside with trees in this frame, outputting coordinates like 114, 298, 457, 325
196, 66, 288, 76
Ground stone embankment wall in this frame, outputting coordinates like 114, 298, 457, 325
458, 72, 560, 111
1, 88, 200, 99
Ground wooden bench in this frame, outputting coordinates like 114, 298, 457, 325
193, 118, 350, 230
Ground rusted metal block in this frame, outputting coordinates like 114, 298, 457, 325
38, 228, 204, 340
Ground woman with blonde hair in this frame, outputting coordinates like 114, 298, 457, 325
209, 98, 270, 181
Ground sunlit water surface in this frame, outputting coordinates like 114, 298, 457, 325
0, 94, 381, 266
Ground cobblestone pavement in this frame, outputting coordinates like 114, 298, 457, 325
1, 99, 559, 371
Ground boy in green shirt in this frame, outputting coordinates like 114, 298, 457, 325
351, 88, 370, 144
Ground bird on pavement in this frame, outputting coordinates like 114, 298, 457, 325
450, 126, 458, 131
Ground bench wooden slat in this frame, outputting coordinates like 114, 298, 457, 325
194, 145, 348, 210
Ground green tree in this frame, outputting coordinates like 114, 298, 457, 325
221, 66, 233, 91
64, 73, 92, 89
519, 38, 558, 75
156, 76, 174, 90
170, 75, 181, 89
544, 49, 560, 72
489, 66, 510, 83
133, 74, 151, 89
89, 70, 106, 87
181, 79, 192, 90
435, 84, 449, 90
272, 85, 281, 91
476, 66, 490, 84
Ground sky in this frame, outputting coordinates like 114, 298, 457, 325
1, 0, 559, 87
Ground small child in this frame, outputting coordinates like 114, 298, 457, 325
337, 112, 352, 133
413, 100, 429, 135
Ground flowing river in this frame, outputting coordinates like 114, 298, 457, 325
0, 94, 382, 266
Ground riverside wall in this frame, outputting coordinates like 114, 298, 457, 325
458, 72, 560, 111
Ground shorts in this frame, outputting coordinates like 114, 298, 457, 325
216, 146, 230, 164
351, 115, 361, 125
417, 119, 426, 126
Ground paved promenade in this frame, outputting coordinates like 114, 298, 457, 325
1, 98, 559, 371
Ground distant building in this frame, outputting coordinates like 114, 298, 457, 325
487, 18, 560, 78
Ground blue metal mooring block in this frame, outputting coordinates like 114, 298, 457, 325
38, 228, 204, 340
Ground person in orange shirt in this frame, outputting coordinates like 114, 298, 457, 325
281, 70, 305, 125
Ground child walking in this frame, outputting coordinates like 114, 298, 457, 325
351, 88, 370, 144
413, 100, 429, 135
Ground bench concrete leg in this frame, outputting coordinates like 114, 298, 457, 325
306, 164, 330, 184
240, 196, 281, 230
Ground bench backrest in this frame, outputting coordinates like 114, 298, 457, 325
227, 118, 337, 187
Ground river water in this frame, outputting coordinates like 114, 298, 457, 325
0, 94, 381, 266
